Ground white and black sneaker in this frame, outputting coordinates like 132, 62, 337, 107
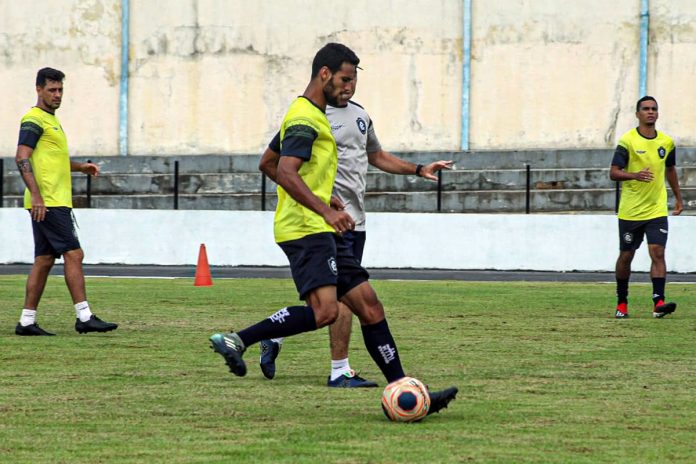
210, 332, 247, 376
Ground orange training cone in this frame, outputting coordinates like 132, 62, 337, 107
194, 244, 213, 286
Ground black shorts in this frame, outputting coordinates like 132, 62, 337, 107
618, 216, 668, 251
335, 230, 367, 264
30, 207, 81, 258
278, 232, 369, 300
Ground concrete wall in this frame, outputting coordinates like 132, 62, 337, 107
0, 0, 122, 157
2, 209, 695, 272
2, 1, 696, 156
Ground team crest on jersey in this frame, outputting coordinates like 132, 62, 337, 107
623, 232, 633, 244
658, 147, 666, 158
356, 118, 367, 135
328, 257, 338, 275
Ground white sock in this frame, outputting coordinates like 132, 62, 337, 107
271, 337, 284, 346
330, 358, 352, 381
75, 301, 93, 322
20, 309, 36, 327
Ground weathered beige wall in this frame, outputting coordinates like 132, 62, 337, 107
649, 0, 696, 146
127, 0, 462, 154
471, 0, 640, 149
1, 0, 695, 156
1, 0, 122, 157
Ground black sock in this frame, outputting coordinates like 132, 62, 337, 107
361, 319, 405, 383
616, 278, 629, 304
238, 306, 317, 347
652, 278, 666, 304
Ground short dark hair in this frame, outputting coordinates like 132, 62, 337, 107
36, 67, 65, 87
636, 95, 657, 111
311, 43, 360, 78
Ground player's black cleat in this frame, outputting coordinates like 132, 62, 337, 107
210, 332, 247, 376
259, 339, 281, 379
15, 323, 55, 336
75, 315, 118, 334
653, 301, 676, 318
327, 371, 378, 388
427, 386, 458, 416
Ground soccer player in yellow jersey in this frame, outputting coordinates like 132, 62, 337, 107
258, 83, 452, 387
210, 44, 457, 416
14, 67, 118, 336
610, 96, 683, 319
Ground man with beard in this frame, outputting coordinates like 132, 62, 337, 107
209, 43, 457, 416
14, 67, 118, 336
257, 68, 452, 388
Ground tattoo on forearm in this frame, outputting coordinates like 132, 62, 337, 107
17, 159, 33, 173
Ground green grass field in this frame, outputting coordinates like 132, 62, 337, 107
1, 276, 694, 463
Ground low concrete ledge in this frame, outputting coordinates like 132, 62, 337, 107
2, 209, 695, 273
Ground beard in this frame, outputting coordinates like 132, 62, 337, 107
43, 97, 61, 110
323, 81, 340, 107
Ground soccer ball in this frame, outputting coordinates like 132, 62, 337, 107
381, 376, 430, 422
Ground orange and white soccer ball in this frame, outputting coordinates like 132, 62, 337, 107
381, 376, 430, 422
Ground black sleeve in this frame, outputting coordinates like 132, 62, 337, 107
280, 124, 318, 161
268, 131, 281, 152
611, 145, 628, 168
665, 148, 676, 167
17, 121, 43, 149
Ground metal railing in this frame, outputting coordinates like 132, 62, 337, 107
0, 158, 4, 208
173, 160, 179, 210
0, 158, 632, 214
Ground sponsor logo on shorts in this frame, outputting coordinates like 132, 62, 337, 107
623, 232, 634, 244
328, 257, 338, 275
356, 117, 367, 135
658, 147, 666, 158
660, 228, 668, 234
636, 150, 646, 154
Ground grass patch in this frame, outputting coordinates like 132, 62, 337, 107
1, 276, 694, 463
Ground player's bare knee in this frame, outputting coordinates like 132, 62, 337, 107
313, 303, 339, 328
618, 251, 635, 265
64, 248, 84, 263
34, 255, 55, 270
649, 248, 665, 261
360, 301, 385, 325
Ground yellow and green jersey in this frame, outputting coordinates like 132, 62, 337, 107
612, 128, 675, 221
274, 97, 337, 243
18, 107, 72, 208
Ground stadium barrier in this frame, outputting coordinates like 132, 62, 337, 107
2, 208, 696, 272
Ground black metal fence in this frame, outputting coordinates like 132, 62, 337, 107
0, 158, 624, 213
0, 158, 4, 208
